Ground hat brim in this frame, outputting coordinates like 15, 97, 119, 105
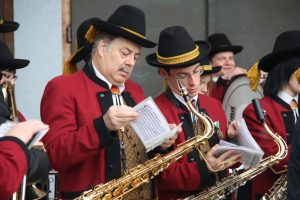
202, 66, 222, 75
93, 19, 156, 48
0, 59, 30, 70
259, 47, 300, 72
0, 21, 19, 33
210, 45, 243, 56
70, 43, 93, 64
146, 40, 211, 68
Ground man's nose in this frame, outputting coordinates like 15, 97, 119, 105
125, 55, 136, 66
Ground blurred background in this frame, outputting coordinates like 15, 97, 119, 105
1, 0, 299, 119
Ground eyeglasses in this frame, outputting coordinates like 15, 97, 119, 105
1, 72, 18, 80
176, 66, 204, 81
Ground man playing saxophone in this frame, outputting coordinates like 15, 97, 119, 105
145, 26, 241, 200
243, 30, 300, 199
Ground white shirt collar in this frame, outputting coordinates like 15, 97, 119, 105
92, 61, 125, 93
278, 91, 298, 105
173, 91, 198, 109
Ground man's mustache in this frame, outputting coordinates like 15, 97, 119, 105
120, 66, 132, 74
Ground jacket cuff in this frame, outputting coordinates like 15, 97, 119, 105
93, 116, 117, 148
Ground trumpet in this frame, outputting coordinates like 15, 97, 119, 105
2, 81, 18, 121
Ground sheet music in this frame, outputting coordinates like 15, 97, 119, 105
0, 120, 48, 149
130, 97, 182, 152
214, 118, 264, 168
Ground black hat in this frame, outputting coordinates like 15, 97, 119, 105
259, 30, 300, 72
70, 17, 99, 64
199, 57, 222, 76
0, 19, 19, 33
146, 26, 210, 69
0, 42, 29, 70
208, 33, 243, 57
89, 5, 156, 48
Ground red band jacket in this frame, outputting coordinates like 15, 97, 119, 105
41, 63, 146, 199
243, 96, 295, 199
209, 77, 229, 102
154, 89, 228, 200
0, 137, 30, 200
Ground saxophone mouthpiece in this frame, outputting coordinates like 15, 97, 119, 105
252, 98, 265, 124
176, 78, 189, 102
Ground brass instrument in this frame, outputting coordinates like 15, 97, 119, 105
75, 82, 216, 200
176, 79, 233, 172
2, 81, 18, 121
184, 99, 288, 200
261, 173, 287, 200
2, 82, 46, 200
2, 81, 25, 200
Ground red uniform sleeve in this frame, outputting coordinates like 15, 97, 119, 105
40, 80, 113, 171
0, 137, 29, 200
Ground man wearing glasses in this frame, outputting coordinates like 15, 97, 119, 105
146, 26, 240, 200
0, 40, 49, 199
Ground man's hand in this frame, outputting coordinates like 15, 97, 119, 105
6, 120, 49, 144
159, 123, 181, 149
103, 105, 138, 131
221, 66, 247, 80
227, 120, 239, 140
205, 144, 241, 171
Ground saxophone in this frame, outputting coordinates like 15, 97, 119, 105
260, 173, 287, 200
75, 81, 216, 200
184, 99, 288, 200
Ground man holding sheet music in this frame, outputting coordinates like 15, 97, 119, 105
40, 5, 174, 199
0, 120, 48, 199
146, 26, 241, 200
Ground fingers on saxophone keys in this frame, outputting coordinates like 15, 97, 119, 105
218, 153, 241, 170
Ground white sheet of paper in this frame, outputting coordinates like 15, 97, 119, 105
0, 120, 16, 138
214, 118, 264, 168
0, 120, 48, 149
130, 97, 181, 152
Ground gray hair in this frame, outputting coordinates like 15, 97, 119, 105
91, 32, 118, 57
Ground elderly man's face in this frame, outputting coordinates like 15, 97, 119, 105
96, 37, 141, 86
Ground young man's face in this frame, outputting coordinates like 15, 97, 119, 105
0, 69, 16, 85
160, 63, 203, 98
211, 51, 235, 76
96, 37, 141, 86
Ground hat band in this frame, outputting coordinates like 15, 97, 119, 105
202, 65, 212, 70
120, 26, 146, 39
156, 45, 200, 65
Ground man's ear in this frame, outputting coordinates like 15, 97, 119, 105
97, 40, 107, 57
159, 68, 169, 79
